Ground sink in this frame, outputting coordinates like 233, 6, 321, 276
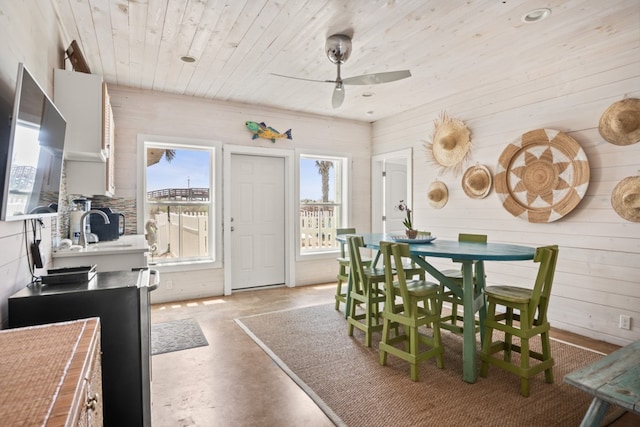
52, 235, 149, 274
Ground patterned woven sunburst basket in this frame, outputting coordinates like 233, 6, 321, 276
495, 129, 590, 223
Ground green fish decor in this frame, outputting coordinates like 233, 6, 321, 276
245, 121, 292, 143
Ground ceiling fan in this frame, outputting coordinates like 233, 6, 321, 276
271, 34, 411, 108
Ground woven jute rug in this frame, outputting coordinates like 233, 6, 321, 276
235, 304, 606, 427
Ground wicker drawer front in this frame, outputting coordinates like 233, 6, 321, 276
76, 333, 103, 427
0, 318, 103, 426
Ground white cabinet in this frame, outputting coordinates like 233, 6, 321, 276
54, 69, 115, 197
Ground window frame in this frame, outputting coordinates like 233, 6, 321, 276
296, 150, 350, 259
137, 134, 223, 272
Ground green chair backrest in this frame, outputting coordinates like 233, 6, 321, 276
392, 243, 417, 314
338, 228, 357, 258
528, 245, 559, 325
380, 241, 414, 313
459, 233, 487, 243
347, 235, 367, 294
380, 241, 396, 304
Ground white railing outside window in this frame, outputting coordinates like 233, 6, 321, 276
298, 153, 348, 255
150, 210, 208, 259
300, 206, 339, 251
143, 139, 216, 266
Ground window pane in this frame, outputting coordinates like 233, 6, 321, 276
145, 146, 213, 264
300, 158, 335, 202
299, 156, 343, 253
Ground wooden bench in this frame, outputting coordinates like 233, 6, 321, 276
564, 339, 640, 427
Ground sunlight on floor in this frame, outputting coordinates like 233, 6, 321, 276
155, 299, 226, 310
312, 283, 335, 290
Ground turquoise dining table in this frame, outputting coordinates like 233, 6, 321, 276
341, 232, 536, 384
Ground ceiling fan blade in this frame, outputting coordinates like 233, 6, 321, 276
332, 84, 345, 108
270, 73, 335, 84
342, 70, 411, 85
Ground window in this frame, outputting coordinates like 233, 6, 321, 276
141, 137, 221, 267
299, 154, 348, 255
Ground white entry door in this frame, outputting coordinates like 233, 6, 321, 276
384, 160, 408, 233
371, 149, 412, 234
230, 154, 285, 289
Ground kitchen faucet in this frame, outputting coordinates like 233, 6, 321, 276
78, 210, 110, 248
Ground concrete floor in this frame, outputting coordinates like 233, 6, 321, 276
150, 284, 337, 426
149, 283, 638, 427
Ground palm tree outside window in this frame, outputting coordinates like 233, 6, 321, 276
299, 154, 348, 254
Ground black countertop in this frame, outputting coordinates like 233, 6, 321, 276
10, 269, 150, 298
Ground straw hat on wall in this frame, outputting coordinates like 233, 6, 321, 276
461, 164, 492, 199
611, 176, 640, 222
427, 181, 448, 209
598, 98, 640, 146
426, 113, 471, 171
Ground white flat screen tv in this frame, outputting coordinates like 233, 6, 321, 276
0, 63, 67, 221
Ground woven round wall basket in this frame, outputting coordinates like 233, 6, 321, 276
495, 129, 590, 223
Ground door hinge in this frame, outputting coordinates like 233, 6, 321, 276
382, 171, 386, 177
382, 215, 386, 221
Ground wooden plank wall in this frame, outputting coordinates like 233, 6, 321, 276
0, 1, 65, 328
372, 54, 640, 345
109, 86, 372, 303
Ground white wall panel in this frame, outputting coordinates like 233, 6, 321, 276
0, 1, 64, 328
110, 86, 371, 302
373, 62, 640, 346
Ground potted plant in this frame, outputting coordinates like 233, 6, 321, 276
397, 200, 418, 239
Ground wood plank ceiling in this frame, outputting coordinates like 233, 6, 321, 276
51, 0, 639, 122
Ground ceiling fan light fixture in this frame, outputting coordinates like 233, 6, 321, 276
521, 8, 551, 23
180, 55, 197, 63
272, 33, 411, 109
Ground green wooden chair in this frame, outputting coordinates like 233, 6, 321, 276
379, 241, 444, 381
335, 228, 371, 312
401, 231, 430, 281
479, 245, 559, 397
346, 235, 386, 347
438, 233, 487, 334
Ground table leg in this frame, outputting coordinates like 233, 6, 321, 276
409, 255, 479, 383
461, 260, 478, 383
579, 398, 609, 427
474, 261, 487, 347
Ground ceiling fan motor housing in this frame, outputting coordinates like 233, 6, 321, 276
326, 34, 352, 64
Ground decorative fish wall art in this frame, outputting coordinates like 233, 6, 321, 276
245, 121, 293, 143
